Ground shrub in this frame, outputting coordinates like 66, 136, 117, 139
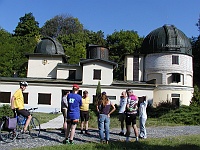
0, 104, 13, 118
190, 85, 200, 107
147, 100, 176, 118
159, 105, 200, 125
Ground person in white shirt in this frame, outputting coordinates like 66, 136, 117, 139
61, 90, 70, 134
118, 91, 127, 136
139, 96, 148, 139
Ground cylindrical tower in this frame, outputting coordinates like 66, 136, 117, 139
86, 44, 109, 60
141, 25, 193, 106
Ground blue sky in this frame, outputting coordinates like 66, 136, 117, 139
0, 0, 199, 38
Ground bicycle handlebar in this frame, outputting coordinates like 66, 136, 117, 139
27, 107, 38, 111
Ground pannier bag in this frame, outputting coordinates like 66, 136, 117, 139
5, 117, 17, 129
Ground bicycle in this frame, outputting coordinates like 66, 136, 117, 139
0, 107, 41, 143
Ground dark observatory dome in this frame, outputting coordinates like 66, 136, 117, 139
141, 25, 192, 56
34, 37, 65, 55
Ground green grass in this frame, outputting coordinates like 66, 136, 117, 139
32, 112, 60, 124
88, 115, 183, 129
16, 134, 200, 150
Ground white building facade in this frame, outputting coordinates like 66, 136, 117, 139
0, 25, 193, 112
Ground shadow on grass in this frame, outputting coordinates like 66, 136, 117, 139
94, 141, 200, 150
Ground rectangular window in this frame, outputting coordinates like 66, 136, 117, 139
69, 70, 76, 80
171, 94, 180, 108
172, 98, 180, 107
0, 92, 11, 103
107, 96, 116, 100
93, 69, 101, 80
92, 95, 116, 103
23, 93, 29, 104
172, 55, 179, 64
133, 56, 139, 81
172, 73, 180, 83
124, 67, 127, 76
38, 93, 51, 105
171, 94, 180, 97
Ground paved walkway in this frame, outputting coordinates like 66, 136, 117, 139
40, 114, 63, 129
1, 115, 200, 150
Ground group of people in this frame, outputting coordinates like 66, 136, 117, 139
118, 89, 148, 142
11, 81, 147, 145
60, 85, 148, 144
61, 84, 91, 144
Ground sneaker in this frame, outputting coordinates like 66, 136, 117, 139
69, 141, 74, 145
21, 130, 29, 134
126, 137, 129, 142
62, 139, 69, 144
85, 131, 90, 135
136, 137, 139, 142
119, 132, 124, 136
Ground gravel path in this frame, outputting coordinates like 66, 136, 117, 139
1, 126, 200, 150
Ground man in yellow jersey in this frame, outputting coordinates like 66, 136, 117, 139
80, 90, 90, 134
11, 81, 32, 133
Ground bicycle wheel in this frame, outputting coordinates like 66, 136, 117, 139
28, 117, 40, 138
0, 121, 17, 143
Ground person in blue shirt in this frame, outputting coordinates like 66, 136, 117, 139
63, 84, 82, 145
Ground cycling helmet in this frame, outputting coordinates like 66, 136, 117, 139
20, 81, 28, 86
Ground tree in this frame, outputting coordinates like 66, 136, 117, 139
94, 81, 101, 105
190, 85, 200, 107
106, 30, 143, 80
57, 29, 106, 64
41, 14, 84, 38
0, 28, 15, 76
12, 13, 39, 77
0, 13, 39, 77
192, 36, 200, 86
13, 12, 40, 37
84, 30, 106, 46
57, 32, 86, 64
192, 16, 200, 87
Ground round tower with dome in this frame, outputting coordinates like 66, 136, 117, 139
26, 37, 68, 79
124, 24, 193, 106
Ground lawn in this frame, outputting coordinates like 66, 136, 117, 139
16, 134, 200, 150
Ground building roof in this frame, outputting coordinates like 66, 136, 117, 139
80, 58, 118, 67
34, 37, 65, 55
141, 25, 192, 56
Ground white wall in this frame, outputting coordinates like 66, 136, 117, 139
124, 55, 133, 81
0, 81, 154, 113
82, 62, 114, 85
145, 53, 193, 86
153, 87, 193, 106
124, 55, 144, 81
57, 66, 82, 80
27, 56, 63, 78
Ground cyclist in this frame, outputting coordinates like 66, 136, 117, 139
10, 81, 32, 133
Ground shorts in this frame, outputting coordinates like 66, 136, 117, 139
80, 111, 89, 122
126, 114, 137, 126
67, 119, 79, 125
16, 109, 30, 117
61, 108, 67, 118
118, 113, 126, 122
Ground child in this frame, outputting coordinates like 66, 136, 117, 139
139, 96, 148, 139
